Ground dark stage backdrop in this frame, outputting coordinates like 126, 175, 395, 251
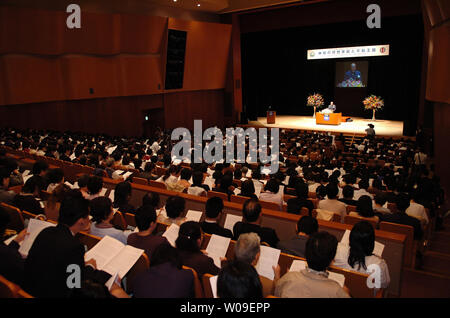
241, 14, 424, 130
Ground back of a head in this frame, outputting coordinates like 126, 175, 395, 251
305, 231, 338, 272
234, 232, 260, 264
87, 176, 103, 195
265, 178, 279, 194
240, 180, 255, 196
150, 243, 182, 269
58, 189, 90, 227
142, 192, 160, 209
68, 279, 111, 299
114, 181, 131, 204
165, 196, 185, 219
358, 179, 369, 190
192, 170, 204, 185
297, 216, 318, 235
242, 199, 261, 223
180, 168, 192, 181
22, 175, 44, 194
205, 196, 224, 219
135, 204, 157, 231
348, 221, 375, 270
90, 196, 112, 223
396, 193, 410, 212
342, 185, 354, 199
77, 174, 90, 188
295, 182, 308, 199
217, 260, 263, 298
326, 183, 339, 199
175, 221, 201, 253
32, 160, 49, 175
356, 195, 375, 217
47, 168, 64, 184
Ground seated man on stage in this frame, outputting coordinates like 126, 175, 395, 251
321, 101, 336, 114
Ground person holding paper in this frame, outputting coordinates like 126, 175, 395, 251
24, 191, 112, 298
200, 197, 233, 239
233, 199, 279, 248
12, 176, 44, 215
187, 170, 210, 196
234, 233, 279, 296
275, 232, 350, 298
0, 167, 16, 205
259, 179, 283, 210
31, 160, 49, 187
1, 157, 24, 187
217, 260, 263, 298
46, 168, 65, 193
175, 221, 219, 277
317, 183, 347, 222
333, 221, 390, 289
89, 197, 131, 244
112, 181, 136, 214
159, 196, 187, 226
239, 180, 258, 199
277, 216, 318, 258
127, 205, 168, 259
85, 176, 104, 201
0, 206, 27, 286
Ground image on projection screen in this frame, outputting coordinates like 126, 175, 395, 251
335, 61, 368, 88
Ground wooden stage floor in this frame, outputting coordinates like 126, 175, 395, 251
250, 115, 404, 136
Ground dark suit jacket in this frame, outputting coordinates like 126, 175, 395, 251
233, 222, 279, 247
13, 194, 44, 215
178, 249, 219, 278
380, 212, 423, 240
0, 240, 24, 286
277, 235, 308, 258
24, 224, 111, 298
200, 221, 233, 239
132, 262, 194, 298
113, 202, 136, 214
127, 233, 168, 260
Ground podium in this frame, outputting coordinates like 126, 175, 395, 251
267, 111, 276, 124
316, 112, 342, 125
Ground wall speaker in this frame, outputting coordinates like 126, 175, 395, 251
165, 29, 187, 90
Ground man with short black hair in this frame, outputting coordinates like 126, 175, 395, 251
275, 231, 350, 298
24, 189, 111, 298
277, 216, 318, 258
317, 183, 347, 220
233, 199, 279, 247
200, 197, 232, 238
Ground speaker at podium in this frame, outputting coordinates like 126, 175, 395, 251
267, 106, 276, 124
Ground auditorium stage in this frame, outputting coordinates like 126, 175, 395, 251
249, 115, 404, 136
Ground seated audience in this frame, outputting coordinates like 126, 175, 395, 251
277, 216, 318, 258
0, 167, 15, 204
233, 199, 279, 247
239, 179, 258, 199
175, 221, 219, 277
234, 232, 279, 296
12, 176, 44, 215
132, 243, 195, 298
0, 206, 27, 286
349, 195, 380, 223
286, 183, 314, 215
159, 196, 186, 226
127, 204, 168, 259
113, 181, 135, 214
259, 178, 283, 210
24, 190, 111, 298
46, 168, 65, 193
317, 183, 347, 220
338, 185, 358, 206
373, 193, 391, 215
406, 190, 429, 226
142, 192, 162, 210
217, 260, 263, 298
274, 232, 350, 298
89, 197, 130, 244
85, 176, 103, 200
200, 196, 233, 238
187, 170, 209, 196
334, 221, 390, 289
380, 193, 423, 240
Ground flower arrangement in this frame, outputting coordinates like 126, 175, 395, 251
363, 95, 384, 120
363, 95, 384, 110
307, 93, 325, 108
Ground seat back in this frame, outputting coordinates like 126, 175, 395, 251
1, 203, 24, 232
379, 221, 414, 267
124, 213, 136, 228
344, 215, 377, 229
182, 266, 204, 298
207, 191, 228, 201
0, 275, 33, 298
76, 231, 102, 250
201, 273, 215, 298
259, 200, 280, 211
230, 195, 249, 204
149, 180, 166, 189
133, 177, 148, 186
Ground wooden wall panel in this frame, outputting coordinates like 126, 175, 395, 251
118, 55, 163, 96
0, 7, 64, 55
426, 25, 450, 103
163, 90, 225, 130
63, 11, 121, 55
1, 55, 64, 105
120, 14, 167, 54
168, 18, 232, 91
60, 55, 121, 100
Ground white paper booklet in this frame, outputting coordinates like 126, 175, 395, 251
185, 210, 203, 223
210, 275, 218, 298
162, 223, 180, 247
19, 219, 57, 257
223, 214, 242, 233
122, 171, 133, 180
84, 235, 144, 279
255, 245, 281, 280
206, 235, 230, 268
